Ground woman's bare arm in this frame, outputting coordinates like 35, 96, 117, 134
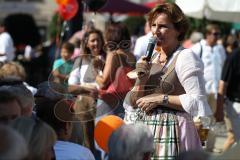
96, 53, 119, 89
136, 93, 183, 112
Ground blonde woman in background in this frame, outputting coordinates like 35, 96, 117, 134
0, 61, 37, 94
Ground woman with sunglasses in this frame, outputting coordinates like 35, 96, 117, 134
95, 22, 136, 118
191, 24, 226, 136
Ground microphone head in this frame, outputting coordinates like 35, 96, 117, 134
149, 36, 157, 44
145, 36, 157, 61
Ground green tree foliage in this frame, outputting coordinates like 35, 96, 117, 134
47, 13, 63, 41
123, 16, 146, 36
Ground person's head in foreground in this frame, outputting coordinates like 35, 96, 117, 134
108, 123, 154, 160
0, 124, 28, 160
10, 117, 56, 160
0, 87, 21, 124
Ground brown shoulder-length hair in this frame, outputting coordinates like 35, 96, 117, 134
147, 2, 189, 41
81, 29, 106, 58
104, 22, 131, 51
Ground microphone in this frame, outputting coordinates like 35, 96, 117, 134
127, 36, 157, 79
145, 36, 157, 61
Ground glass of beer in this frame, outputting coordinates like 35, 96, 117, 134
199, 128, 209, 142
195, 116, 211, 147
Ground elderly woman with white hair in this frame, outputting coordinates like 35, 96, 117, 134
108, 123, 154, 160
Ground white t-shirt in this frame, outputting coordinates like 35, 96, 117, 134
54, 140, 95, 160
0, 32, 15, 62
133, 32, 152, 61
68, 58, 100, 88
191, 39, 226, 95
124, 47, 212, 117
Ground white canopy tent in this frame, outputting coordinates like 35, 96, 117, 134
176, 0, 240, 23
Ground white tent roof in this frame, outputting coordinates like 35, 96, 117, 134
176, 0, 240, 22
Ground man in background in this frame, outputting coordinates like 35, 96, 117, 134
192, 24, 226, 115
133, 21, 152, 61
215, 46, 240, 151
0, 19, 15, 62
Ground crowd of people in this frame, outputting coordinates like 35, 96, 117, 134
0, 2, 240, 160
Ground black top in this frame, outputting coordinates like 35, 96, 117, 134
221, 48, 240, 100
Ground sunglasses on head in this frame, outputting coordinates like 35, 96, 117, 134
210, 32, 220, 36
104, 40, 131, 51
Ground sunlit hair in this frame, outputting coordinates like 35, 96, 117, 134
0, 62, 26, 80
81, 29, 106, 58
205, 24, 220, 35
10, 117, 56, 160
108, 123, 154, 160
147, 2, 189, 41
